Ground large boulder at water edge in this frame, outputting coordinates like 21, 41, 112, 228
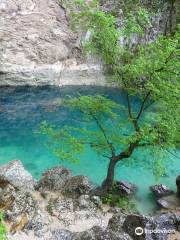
114, 180, 138, 197
36, 166, 72, 192
62, 175, 94, 198
150, 184, 174, 198
0, 160, 35, 191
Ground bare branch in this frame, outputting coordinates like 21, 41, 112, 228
136, 91, 151, 120
102, 154, 111, 159
154, 50, 175, 73
126, 92, 133, 119
91, 113, 116, 157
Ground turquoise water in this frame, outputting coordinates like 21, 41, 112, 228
0, 86, 179, 213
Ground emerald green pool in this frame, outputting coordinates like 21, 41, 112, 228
0, 86, 179, 213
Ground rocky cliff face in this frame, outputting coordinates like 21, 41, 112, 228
0, 0, 176, 86
0, 0, 105, 86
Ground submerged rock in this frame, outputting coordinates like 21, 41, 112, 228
150, 184, 174, 198
157, 195, 179, 210
62, 175, 93, 198
0, 160, 35, 191
157, 198, 172, 209
36, 166, 72, 192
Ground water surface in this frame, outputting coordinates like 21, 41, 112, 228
0, 86, 179, 213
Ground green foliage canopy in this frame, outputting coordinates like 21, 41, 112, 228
41, 0, 180, 181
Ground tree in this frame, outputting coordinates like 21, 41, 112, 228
40, 0, 180, 192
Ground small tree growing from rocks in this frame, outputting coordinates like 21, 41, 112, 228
40, 0, 180, 193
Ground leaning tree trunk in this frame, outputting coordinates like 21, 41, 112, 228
101, 141, 139, 193
102, 158, 117, 192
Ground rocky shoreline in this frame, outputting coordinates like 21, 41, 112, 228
0, 160, 179, 240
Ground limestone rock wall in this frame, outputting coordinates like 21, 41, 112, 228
0, 0, 106, 86
0, 0, 177, 86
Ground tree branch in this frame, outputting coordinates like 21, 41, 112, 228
136, 91, 151, 120
91, 114, 116, 157
126, 92, 133, 119
115, 140, 140, 162
127, 92, 141, 132
154, 50, 175, 73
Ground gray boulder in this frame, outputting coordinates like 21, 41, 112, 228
0, 184, 16, 209
114, 180, 137, 197
62, 175, 93, 198
74, 226, 118, 240
5, 191, 38, 220
156, 195, 179, 210
1, 188, 39, 233
150, 184, 174, 198
90, 196, 102, 208
123, 214, 153, 240
0, 180, 38, 231
108, 212, 126, 235
153, 213, 179, 239
36, 166, 72, 192
47, 197, 74, 220
0, 160, 35, 191
25, 210, 51, 237
74, 225, 132, 240
157, 199, 171, 209
78, 195, 91, 209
